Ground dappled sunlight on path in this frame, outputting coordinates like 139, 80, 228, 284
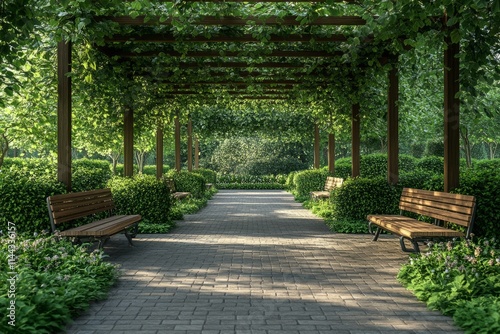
66, 190, 461, 334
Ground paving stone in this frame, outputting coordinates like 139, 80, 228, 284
65, 190, 463, 334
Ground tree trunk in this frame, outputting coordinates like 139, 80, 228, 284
108, 152, 120, 175
488, 142, 498, 159
135, 150, 147, 174
0, 133, 10, 168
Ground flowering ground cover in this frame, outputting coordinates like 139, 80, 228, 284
398, 237, 500, 334
0, 232, 119, 333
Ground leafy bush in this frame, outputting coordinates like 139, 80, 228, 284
398, 169, 437, 190
193, 168, 217, 184
359, 154, 387, 178
333, 160, 351, 179
167, 170, 205, 198
217, 183, 286, 190
2, 157, 56, 176
473, 158, 500, 171
72, 159, 112, 192
142, 165, 170, 176
0, 233, 118, 333
286, 171, 297, 190
293, 169, 330, 198
331, 177, 399, 220
0, 171, 65, 234
107, 175, 172, 225
454, 168, 500, 239
415, 156, 444, 174
398, 237, 500, 334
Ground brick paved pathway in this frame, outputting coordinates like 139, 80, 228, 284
66, 190, 461, 334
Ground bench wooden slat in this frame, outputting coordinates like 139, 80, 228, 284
59, 215, 141, 237
47, 188, 142, 248
367, 187, 476, 253
311, 177, 343, 200
367, 214, 465, 239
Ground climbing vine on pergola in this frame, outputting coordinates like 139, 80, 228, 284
45, 0, 499, 191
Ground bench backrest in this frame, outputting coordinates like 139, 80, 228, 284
325, 177, 344, 191
47, 189, 115, 231
400, 188, 476, 230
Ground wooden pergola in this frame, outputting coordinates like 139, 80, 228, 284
57, 1, 460, 192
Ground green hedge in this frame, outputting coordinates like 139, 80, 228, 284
2, 157, 56, 177
0, 171, 65, 234
217, 183, 286, 190
331, 177, 400, 220
293, 169, 330, 198
415, 156, 444, 174
167, 170, 206, 198
453, 168, 500, 239
193, 168, 217, 184
107, 175, 172, 225
72, 159, 112, 192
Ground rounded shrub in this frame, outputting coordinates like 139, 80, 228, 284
399, 154, 417, 172
415, 156, 444, 174
334, 160, 351, 179
473, 159, 500, 171
293, 169, 330, 197
167, 170, 206, 198
2, 157, 56, 178
453, 168, 500, 239
72, 159, 112, 192
107, 175, 172, 225
360, 154, 387, 178
286, 171, 297, 190
331, 177, 400, 220
193, 168, 217, 184
398, 170, 436, 190
0, 170, 66, 234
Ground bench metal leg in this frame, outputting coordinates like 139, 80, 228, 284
372, 227, 382, 241
97, 237, 110, 249
400, 237, 420, 253
124, 231, 134, 247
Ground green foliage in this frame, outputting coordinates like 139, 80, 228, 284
473, 159, 500, 171
217, 183, 286, 190
138, 222, 175, 234
0, 233, 118, 334
359, 154, 387, 178
2, 158, 56, 177
286, 171, 297, 190
331, 177, 400, 220
425, 141, 444, 157
107, 175, 172, 225
207, 137, 311, 176
454, 168, 500, 239
398, 170, 437, 190
326, 219, 370, 234
293, 169, 330, 198
142, 165, 170, 176
166, 170, 205, 198
0, 170, 65, 234
72, 159, 112, 192
333, 160, 352, 179
398, 237, 500, 334
415, 156, 444, 174
193, 168, 217, 184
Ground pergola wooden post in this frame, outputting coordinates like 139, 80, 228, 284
123, 106, 134, 177
351, 103, 360, 177
57, 41, 72, 191
187, 117, 193, 172
444, 22, 460, 192
328, 133, 335, 174
387, 64, 399, 185
156, 126, 163, 179
314, 123, 320, 169
194, 138, 200, 169
174, 115, 181, 171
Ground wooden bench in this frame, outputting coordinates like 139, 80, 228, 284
166, 179, 191, 200
47, 189, 141, 249
367, 188, 476, 253
310, 177, 344, 200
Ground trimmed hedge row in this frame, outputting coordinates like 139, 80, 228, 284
217, 183, 286, 190
167, 170, 206, 198
193, 168, 217, 184
293, 169, 330, 198
107, 175, 172, 225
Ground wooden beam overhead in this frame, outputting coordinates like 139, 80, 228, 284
105, 33, 352, 43
100, 47, 343, 58
99, 15, 366, 26
176, 61, 305, 68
